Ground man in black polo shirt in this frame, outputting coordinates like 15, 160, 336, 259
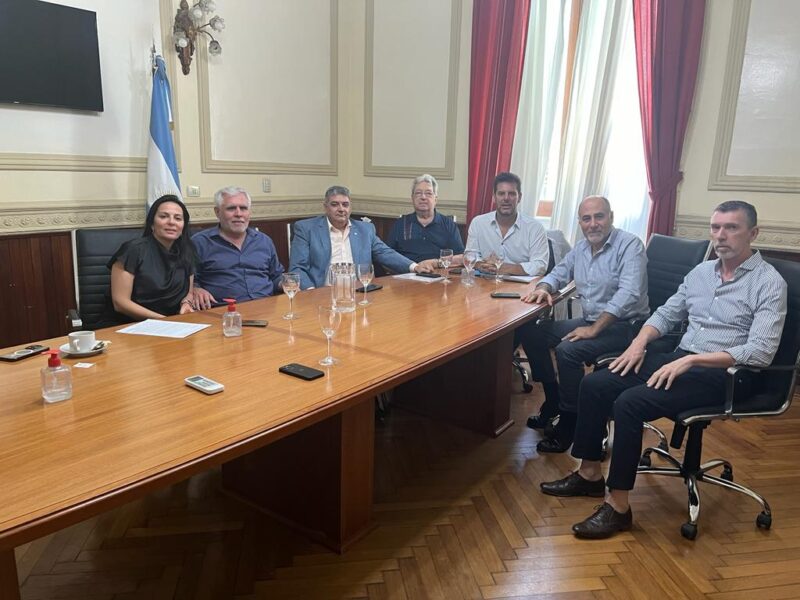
387, 174, 465, 263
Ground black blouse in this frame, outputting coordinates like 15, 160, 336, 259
101, 236, 193, 325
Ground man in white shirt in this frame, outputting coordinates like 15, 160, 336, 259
289, 185, 437, 289
466, 172, 549, 278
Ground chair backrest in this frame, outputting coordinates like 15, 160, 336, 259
73, 227, 141, 330
545, 238, 555, 274
760, 257, 800, 401
646, 234, 711, 314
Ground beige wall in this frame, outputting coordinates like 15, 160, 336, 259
0, 0, 471, 234
3, 0, 795, 245
677, 0, 800, 251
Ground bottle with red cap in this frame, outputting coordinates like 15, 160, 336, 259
222, 298, 242, 337
41, 350, 72, 403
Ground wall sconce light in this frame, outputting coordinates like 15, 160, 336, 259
173, 0, 225, 75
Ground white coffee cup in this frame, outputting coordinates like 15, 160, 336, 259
68, 330, 96, 353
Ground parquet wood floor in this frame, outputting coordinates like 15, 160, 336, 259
13, 377, 800, 599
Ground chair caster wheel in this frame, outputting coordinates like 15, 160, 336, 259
639, 454, 651, 468
721, 466, 733, 482
522, 383, 533, 393
756, 512, 772, 530
681, 522, 698, 540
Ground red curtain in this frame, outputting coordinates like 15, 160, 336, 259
633, 0, 705, 236
467, 0, 531, 223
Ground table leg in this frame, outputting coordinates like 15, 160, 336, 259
0, 549, 19, 600
221, 399, 375, 553
393, 330, 515, 437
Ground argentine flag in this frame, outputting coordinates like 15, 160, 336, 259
147, 55, 181, 209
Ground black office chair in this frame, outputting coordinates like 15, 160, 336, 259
585, 235, 714, 454
68, 227, 141, 331
636, 256, 800, 540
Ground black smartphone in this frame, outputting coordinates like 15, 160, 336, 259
0, 344, 49, 362
242, 319, 268, 327
490, 292, 521, 299
417, 272, 441, 279
355, 283, 383, 293
279, 363, 325, 381
449, 267, 463, 275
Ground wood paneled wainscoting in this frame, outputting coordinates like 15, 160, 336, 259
0, 232, 77, 349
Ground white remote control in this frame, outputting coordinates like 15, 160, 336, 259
184, 375, 224, 395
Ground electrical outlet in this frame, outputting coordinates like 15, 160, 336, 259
262, 178, 271, 193
187, 186, 200, 197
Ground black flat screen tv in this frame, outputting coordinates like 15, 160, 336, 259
0, 0, 103, 112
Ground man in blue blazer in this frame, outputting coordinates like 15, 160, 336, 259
289, 185, 438, 289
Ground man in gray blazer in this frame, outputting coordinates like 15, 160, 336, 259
289, 185, 438, 289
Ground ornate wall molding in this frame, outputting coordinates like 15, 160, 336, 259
0, 196, 326, 234
363, 0, 461, 179
0, 154, 146, 172
675, 214, 800, 251
196, 1, 338, 175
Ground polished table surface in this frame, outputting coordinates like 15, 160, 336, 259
0, 275, 548, 554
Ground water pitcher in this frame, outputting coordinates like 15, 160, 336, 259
327, 263, 356, 313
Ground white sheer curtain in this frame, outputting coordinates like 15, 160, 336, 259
510, 0, 572, 218
511, 0, 649, 244
597, 11, 650, 238
550, 0, 627, 244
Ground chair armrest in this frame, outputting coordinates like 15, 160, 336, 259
66, 308, 82, 331
724, 363, 799, 417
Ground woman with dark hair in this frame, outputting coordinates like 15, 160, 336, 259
104, 195, 198, 324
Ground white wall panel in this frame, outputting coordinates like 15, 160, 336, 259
727, 0, 800, 177
366, 0, 458, 175
203, 0, 334, 168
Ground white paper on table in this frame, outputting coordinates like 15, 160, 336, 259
116, 319, 211, 339
502, 274, 536, 283
392, 273, 444, 284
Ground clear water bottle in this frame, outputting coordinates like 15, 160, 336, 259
41, 350, 72, 403
222, 298, 242, 337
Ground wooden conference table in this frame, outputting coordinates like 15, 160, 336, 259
0, 274, 554, 598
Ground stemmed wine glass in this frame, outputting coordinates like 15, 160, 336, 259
440, 249, 454, 284
462, 249, 479, 286
282, 273, 300, 320
318, 305, 342, 366
490, 252, 504, 284
357, 263, 374, 306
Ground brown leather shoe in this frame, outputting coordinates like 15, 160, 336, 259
572, 503, 633, 539
540, 471, 605, 497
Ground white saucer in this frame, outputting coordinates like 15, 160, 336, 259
59, 341, 110, 358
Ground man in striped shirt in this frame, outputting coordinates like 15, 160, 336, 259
540, 201, 787, 539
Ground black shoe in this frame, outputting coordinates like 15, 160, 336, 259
572, 502, 633, 539
526, 414, 554, 430
540, 471, 605, 497
536, 436, 572, 453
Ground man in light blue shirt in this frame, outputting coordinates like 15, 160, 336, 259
520, 196, 649, 453
465, 172, 549, 277
541, 201, 786, 540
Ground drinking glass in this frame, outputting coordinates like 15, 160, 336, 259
282, 273, 300, 320
462, 249, 479, 286
490, 252, 504, 284
318, 305, 342, 366
440, 249, 454, 284
357, 263, 375, 306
